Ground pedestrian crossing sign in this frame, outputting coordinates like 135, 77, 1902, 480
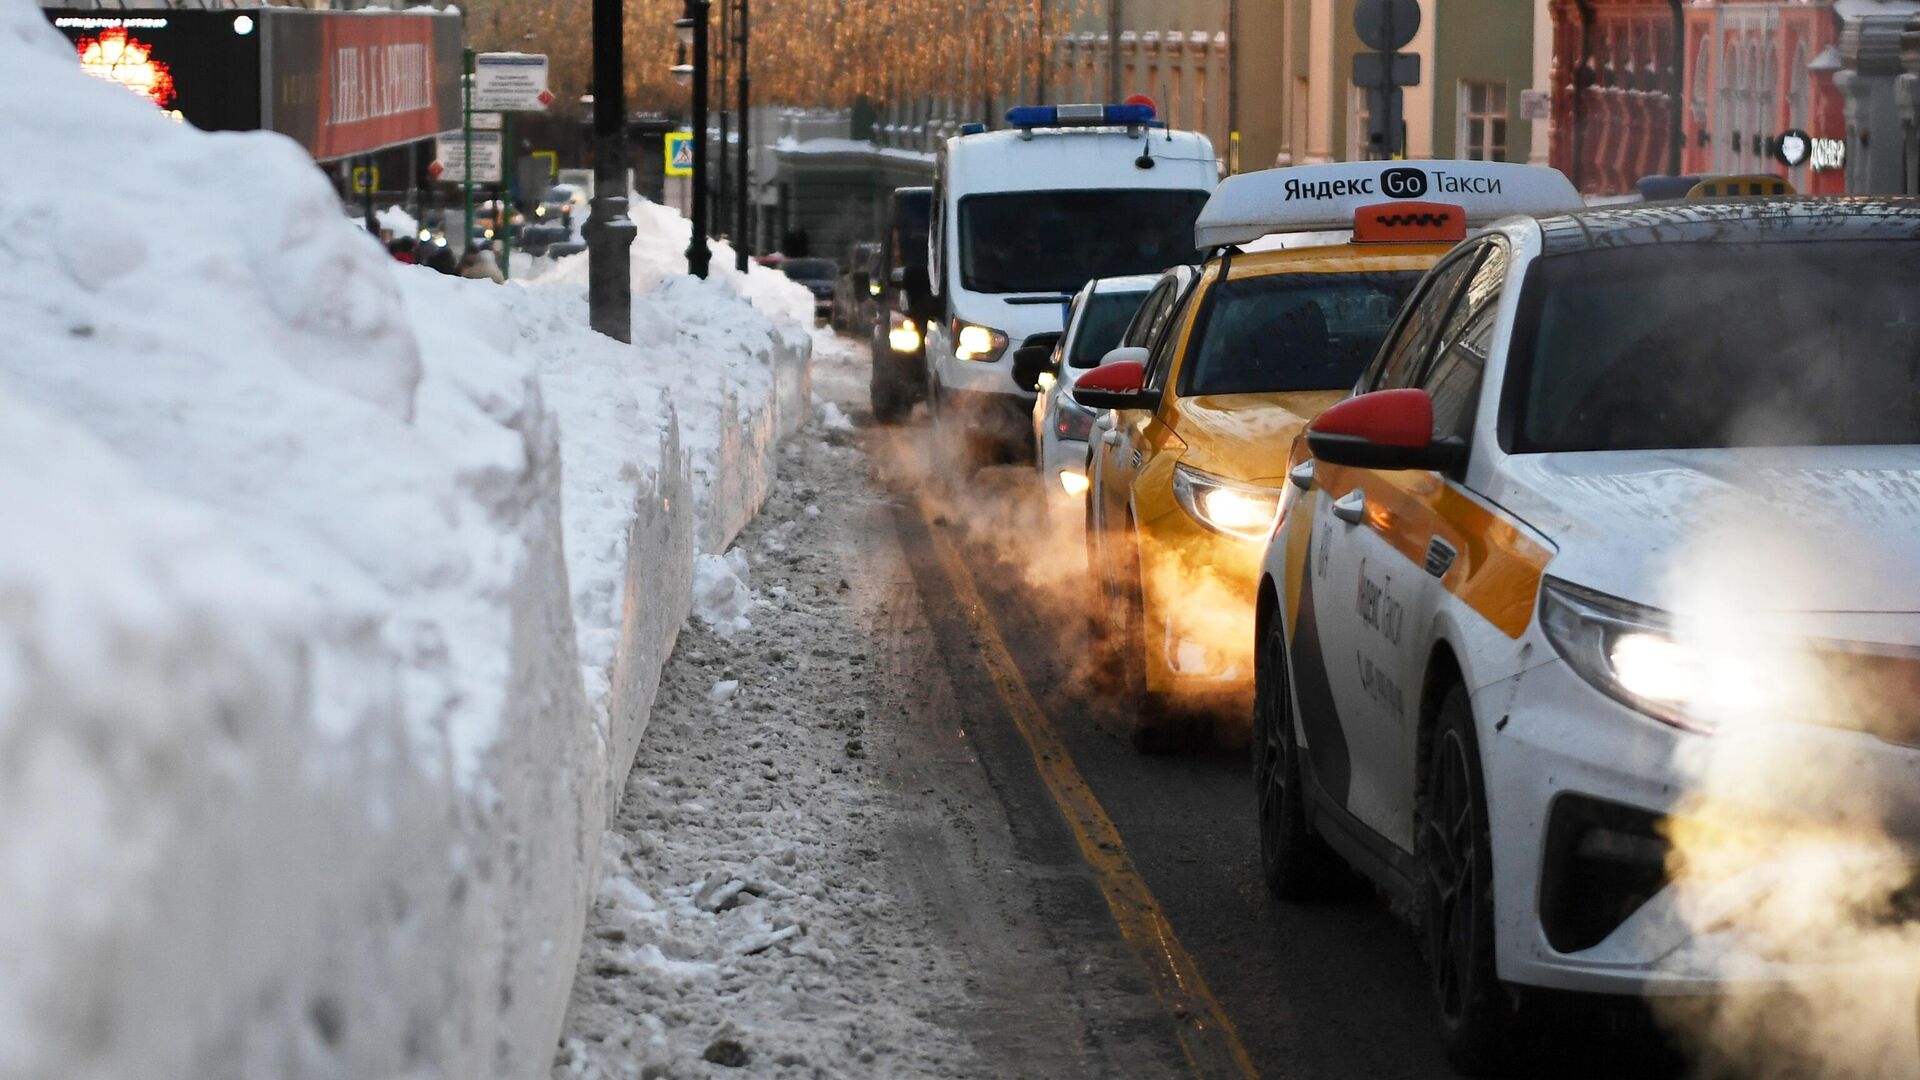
665, 132, 694, 177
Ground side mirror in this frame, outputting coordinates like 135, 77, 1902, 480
1305, 389, 1466, 471
889, 266, 907, 287
1011, 332, 1063, 393
1096, 345, 1150, 368
1072, 360, 1161, 412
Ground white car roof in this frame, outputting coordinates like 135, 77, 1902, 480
1088, 273, 1160, 295
943, 127, 1218, 196
1195, 160, 1584, 248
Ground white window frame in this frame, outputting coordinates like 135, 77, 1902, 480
1456, 80, 1509, 161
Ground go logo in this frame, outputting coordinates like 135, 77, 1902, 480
1381, 167, 1428, 198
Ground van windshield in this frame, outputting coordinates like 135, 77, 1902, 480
958, 190, 1210, 294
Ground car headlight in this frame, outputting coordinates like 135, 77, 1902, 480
1052, 399, 1096, 442
954, 321, 1009, 363
868, 281, 883, 296
888, 313, 921, 353
1539, 577, 1796, 732
535, 206, 547, 216
1171, 463, 1283, 542
1059, 470, 1091, 497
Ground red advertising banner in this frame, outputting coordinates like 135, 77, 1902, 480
312, 15, 439, 159
265, 9, 462, 162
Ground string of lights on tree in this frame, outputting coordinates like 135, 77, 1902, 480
461, 0, 1091, 116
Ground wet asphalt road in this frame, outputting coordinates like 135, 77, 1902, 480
828, 332, 1688, 1080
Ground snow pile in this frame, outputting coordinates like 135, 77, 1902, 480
377, 203, 419, 237
0, 0, 811, 1074
534, 195, 818, 329
692, 549, 755, 639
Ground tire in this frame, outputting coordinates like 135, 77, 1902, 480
1253, 611, 1345, 900
1421, 682, 1519, 1075
870, 367, 909, 424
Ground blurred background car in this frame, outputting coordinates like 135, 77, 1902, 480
870, 187, 934, 423
1019, 274, 1157, 514
780, 257, 839, 323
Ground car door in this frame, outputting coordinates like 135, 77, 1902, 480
1091, 277, 1176, 585
1297, 246, 1490, 851
1104, 276, 1197, 544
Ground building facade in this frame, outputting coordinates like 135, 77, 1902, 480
1681, 0, 1845, 193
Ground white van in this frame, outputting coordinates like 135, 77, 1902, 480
925, 103, 1218, 468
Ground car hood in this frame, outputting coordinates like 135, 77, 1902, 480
1488, 446, 1920, 617
1172, 391, 1347, 485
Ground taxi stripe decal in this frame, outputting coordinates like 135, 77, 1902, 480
1317, 465, 1552, 639
1287, 527, 1353, 804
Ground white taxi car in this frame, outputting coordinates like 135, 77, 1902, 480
1017, 273, 1157, 506
1255, 195, 1920, 1070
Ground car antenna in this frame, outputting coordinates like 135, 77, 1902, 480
1136, 137, 1155, 170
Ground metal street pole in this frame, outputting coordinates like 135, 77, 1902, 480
686, 0, 713, 279
463, 47, 474, 251
734, 0, 750, 271
716, 0, 730, 247
1108, 0, 1122, 100
588, 0, 636, 340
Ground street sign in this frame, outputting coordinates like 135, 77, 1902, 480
473, 52, 551, 112
1351, 52, 1420, 87
351, 165, 380, 193
531, 149, 559, 181
436, 130, 503, 183
665, 132, 694, 177
470, 110, 503, 131
1518, 89, 1551, 121
1354, 0, 1420, 52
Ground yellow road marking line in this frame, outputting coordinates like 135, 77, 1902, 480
918, 501, 1260, 1080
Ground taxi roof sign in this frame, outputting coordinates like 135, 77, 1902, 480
1195, 160, 1584, 248
1685, 174, 1795, 199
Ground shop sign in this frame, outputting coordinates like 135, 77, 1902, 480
1777, 128, 1846, 172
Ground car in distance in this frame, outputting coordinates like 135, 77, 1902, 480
1019, 274, 1157, 511
779, 257, 839, 323
1253, 185, 1920, 1072
872, 187, 935, 423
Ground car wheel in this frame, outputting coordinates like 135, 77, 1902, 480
870, 367, 909, 424
1422, 682, 1518, 1075
1118, 530, 1178, 753
1254, 612, 1345, 900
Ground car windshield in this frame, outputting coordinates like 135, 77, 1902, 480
1512, 241, 1920, 452
1179, 272, 1424, 395
958, 189, 1211, 294
1069, 290, 1150, 368
893, 192, 931, 269
781, 259, 837, 282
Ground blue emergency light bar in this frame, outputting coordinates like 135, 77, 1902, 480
1004, 102, 1157, 129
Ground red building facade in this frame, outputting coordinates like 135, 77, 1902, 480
1550, 0, 1844, 194
1549, 0, 1685, 194
1679, 0, 1845, 194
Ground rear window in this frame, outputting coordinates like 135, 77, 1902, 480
1179, 272, 1424, 396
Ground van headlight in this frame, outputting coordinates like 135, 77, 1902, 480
1539, 577, 1791, 732
1171, 463, 1283, 541
954, 321, 1009, 363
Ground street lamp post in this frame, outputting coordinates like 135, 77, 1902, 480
587, 0, 636, 340
679, 0, 714, 278
734, 0, 750, 271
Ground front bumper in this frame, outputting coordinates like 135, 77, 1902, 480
1136, 507, 1263, 703
1478, 657, 1920, 995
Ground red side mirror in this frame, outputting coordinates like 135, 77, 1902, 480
1076, 360, 1145, 394
1306, 389, 1466, 471
1071, 360, 1160, 412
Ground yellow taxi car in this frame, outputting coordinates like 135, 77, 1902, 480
1074, 161, 1585, 750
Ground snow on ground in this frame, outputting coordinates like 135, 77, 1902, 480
553, 336, 977, 1078
0, 0, 812, 1074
